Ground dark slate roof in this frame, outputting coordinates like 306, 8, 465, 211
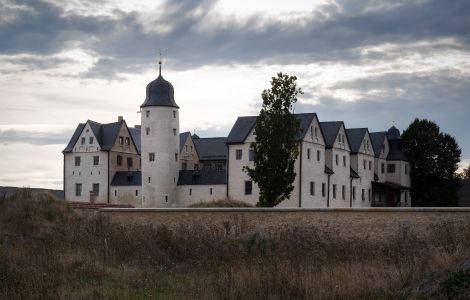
226, 113, 318, 144
387, 139, 408, 161
325, 166, 334, 174
370, 132, 387, 158
193, 137, 227, 161
387, 126, 401, 140
129, 127, 141, 154
346, 128, 367, 154
319, 121, 344, 148
350, 168, 360, 178
63, 123, 85, 153
372, 181, 410, 191
63, 120, 139, 153
177, 170, 227, 185
179, 131, 190, 153
110, 171, 142, 186
141, 74, 179, 108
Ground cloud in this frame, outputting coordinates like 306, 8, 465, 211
1, 0, 470, 78
0, 129, 71, 145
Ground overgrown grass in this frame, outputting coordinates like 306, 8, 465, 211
188, 198, 253, 208
1, 191, 469, 299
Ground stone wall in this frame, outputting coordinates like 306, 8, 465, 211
99, 208, 470, 241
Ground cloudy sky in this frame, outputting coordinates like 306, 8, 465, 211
1, 0, 469, 189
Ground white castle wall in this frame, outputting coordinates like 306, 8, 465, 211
176, 185, 227, 206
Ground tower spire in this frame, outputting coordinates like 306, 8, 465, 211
158, 49, 162, 76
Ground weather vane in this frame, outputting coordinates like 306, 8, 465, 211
158, 49, 162, 75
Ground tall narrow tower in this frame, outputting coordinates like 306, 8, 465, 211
140, 59, 179, 207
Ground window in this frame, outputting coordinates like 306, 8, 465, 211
311, 126, 314, 139
335, 154, 339, 166
194, 164, 199, 170
146, 127, 150, 135
307, 148, 311, 160
89, 137, 94, 144
127, 157, 133, 168
146, 110, 150, 117
245, 181, 253, 195
353, 186, 356, 200
175, 153, 178, 162
173, 111, 176, 118
363, 160, 366, 170
149, 153, 155, 162
368, 189, 371, 201
362, 189, 365, 201
119, 136, 123, 144
405, 164, 409, 175
216, 163, 224, 171
369, 161, 372, 170
210, 188, 213, 195
387, 164, 396, 173
81, 137, 85, 144
405, 191, 408, 203
75, 183, 82, 196
315, 127, 318, 137
189, 188, 192, 196
317, 150, 321, 162
342, 185, 345, 200
93, 156, 99, 165
125, 137, 130, 145
249, 149, 255, 161
310, 181, 315, 196
236, 149, 242, 160
165, 195, 168, 202
322, 183, 326, 197
173, 128, 177, 136
148, 177, 151, 183
185, 145, 188, 153
333, 184, 337, 199
117, 155, 122, 166
343, 156, 346, 167
114, 190, 117, 197
92, 183, 99, 196
75, 156, 81, 166
135, 190, 138, 196
381, 163, 385, 174
190, 146, 193, 152
182, 162, 187, 170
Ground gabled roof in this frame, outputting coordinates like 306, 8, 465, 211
63, 123, 85, 153
63, 120, 137, 153
387, 139, 408, 161
193, 137, 227, 161
350, 168, 360, 178
128, 127, 141, 154
346, 128, 373, 155
226, 113, 318, 145
177, 170, 227, 185
110, 171, 141, 186
370, 132, 387, 158
179, 131, 190, 153
319, 121, 349, 148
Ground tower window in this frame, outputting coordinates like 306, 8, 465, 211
173, 128, 177, 136
148, 177, 151, 183
175, 153, 178, 162
146, 127, 150, 135
173, 111, 176, 118
146, 110, 150, 118
149, 153, 155, 162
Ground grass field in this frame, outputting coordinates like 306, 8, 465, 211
1, 190, 469, 299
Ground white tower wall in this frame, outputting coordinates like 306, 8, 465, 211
141, 106, 179, 207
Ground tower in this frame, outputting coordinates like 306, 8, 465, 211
140, 58, 180, 207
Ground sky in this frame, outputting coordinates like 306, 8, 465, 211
0, 0, 469, 189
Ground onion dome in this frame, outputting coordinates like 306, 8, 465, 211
387, 125, 401, 140
141, 62, 179, 108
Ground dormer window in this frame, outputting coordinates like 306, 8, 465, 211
81, 137, 85, 145
89, 137, 93, 144
315, 127, 318, 137
119, 136, 123, 145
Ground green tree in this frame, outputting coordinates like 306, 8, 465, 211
244, 73, 303, 207
402, 119, 461, 206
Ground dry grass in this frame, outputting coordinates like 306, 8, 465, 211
188, 198, 253, 208
1, 190, 470, 299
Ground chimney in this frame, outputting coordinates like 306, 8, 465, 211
134, 125, 141, 129
118, 116, 124, 122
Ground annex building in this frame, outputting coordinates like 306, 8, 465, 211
63, 64, 411, 208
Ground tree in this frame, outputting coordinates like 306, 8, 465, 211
461, 164, 470, 179
402, 119, 461, 206
244, 73, 303, 207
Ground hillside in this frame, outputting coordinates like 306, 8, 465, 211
0, 186, 63, 200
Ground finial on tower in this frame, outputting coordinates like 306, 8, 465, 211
158, 49, 162, 75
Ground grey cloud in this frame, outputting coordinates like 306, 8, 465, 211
0, 129, 70, 145
1, 0, 470, 78
295, 71, 470, 157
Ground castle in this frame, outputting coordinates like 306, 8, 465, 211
63, 63, 411, 208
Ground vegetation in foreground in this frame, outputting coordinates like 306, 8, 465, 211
188, 198, 252, 208
1, 191, 470, 299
